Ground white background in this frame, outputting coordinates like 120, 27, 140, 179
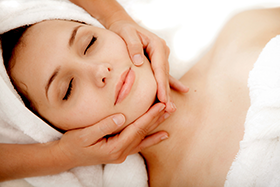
128, 0, 280, 78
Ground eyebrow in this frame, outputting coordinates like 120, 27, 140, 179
45, 25, 82, 99
45, 66, 61, 99
69, 25, 83, 46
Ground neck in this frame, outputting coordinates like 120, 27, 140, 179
141, 86, 204, 152
140, 80, 212, 186
140, 89, 196, 175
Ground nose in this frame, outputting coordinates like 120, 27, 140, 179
87, 62, 112, 88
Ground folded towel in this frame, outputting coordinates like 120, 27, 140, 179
0, 0, 148, 186
225, 35, 280, 187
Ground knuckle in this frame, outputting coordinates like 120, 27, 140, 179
118, 29, 128, 37
166, 46, 170, 55
153, 37, 162, 45
108, 150, 124, 163
119, 25, 132, 34
111, 152, 121, 161
112, 156, 127, 164
132, 124, 148, 138
160, 38, 167, 45
78, 135, 88, 145
123, 24, 133, 31
98, 122, 111, 135
128, 42, 143, 51
70, 130, 88, 146
137, 144, 144, 152
155, 65, 166, 75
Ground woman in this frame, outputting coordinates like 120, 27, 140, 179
0, 0, 188, 184
3, 4, 280, 187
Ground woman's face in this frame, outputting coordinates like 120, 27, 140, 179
11, 20, 157, 131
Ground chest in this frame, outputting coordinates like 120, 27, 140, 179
147, 48, 257, 187
145, 26, 267, 187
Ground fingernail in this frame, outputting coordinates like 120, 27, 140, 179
133, 54, 143, 65
159, 104, 165, 112
163, 112, 170, 119
161, 134, 169, 140
171, 102, 176, 111
181, 85, 189, 93
112, 114, 125, 126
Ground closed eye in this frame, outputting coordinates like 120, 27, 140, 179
84, 36, 97, 55
63, 78, 74, 100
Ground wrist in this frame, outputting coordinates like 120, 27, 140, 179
0, 142, 75, 181
48, 140, 78, 170
70, 0, 134, 29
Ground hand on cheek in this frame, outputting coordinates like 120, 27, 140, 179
52, 103, 169, 167
108, 20, 189, 114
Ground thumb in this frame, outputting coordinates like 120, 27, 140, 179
78, 114, 126, 146
132, 53, 144, 66
121, 29, 145, 66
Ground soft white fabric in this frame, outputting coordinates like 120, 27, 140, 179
103, 154, 149, 187
225, 35, 280, 187
0, 0, 147, 186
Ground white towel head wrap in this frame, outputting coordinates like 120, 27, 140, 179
0, 0, 103, 143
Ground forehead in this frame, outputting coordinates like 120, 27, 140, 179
29, 20, 82, 34
12, 21, 71, 68
19, 20, 84, 51
10, 20, 78, 93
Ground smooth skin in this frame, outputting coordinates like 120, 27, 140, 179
0, 0, 188, 182
70, 0, 189, 111
141, 8, 280, 187
5, 6, 280, 187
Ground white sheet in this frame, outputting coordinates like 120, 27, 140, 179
131, 0, 280, 79
225, 35, 280, 187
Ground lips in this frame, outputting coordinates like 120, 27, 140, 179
114, 68, 135, 105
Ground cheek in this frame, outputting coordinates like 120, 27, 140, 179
66, 97, 112, 129
121, 66, 157, 126
48, 93, 112, 131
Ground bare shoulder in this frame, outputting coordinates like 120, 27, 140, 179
231, 7, 280, 22
224, 7, 280, 31
228, 7, 280, 32
214, 7, 280, 53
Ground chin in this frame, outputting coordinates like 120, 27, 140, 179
124, 82, 157, 127
116, 59, 157, 131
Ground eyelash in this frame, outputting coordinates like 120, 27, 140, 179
63, 78, 74, 100
62, 35, 96, 100
84, 36, 97, 55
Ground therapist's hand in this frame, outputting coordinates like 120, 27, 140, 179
52, 103, 169, 167
69, 0, 188, 113
108, 20, 189, 113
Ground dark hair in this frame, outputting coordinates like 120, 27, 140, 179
0, 25, 34, 110
0, 26, 65, 133
1, 26, 30, 72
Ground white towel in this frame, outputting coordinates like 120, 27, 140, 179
0, 0, 148, 186
225, 35, 280, 187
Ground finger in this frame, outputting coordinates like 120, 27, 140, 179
169, 75, 189, 93
142, 111, 170, 139
165, 101, 176, 114
115, 103, 166, 153
144, 38, 170, 104
150, 51, 168, 103
99, 102, 171, 159
120, 28, 144, 66
165, 76, 189, 113
98, 103, 167, 159
130, 131, 169, 154
129, 103, 165, 135
78, 114, 126, 146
